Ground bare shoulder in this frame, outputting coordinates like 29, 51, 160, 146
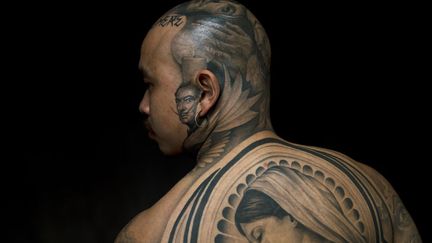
115, 172, 197, 243
115, 210, 151, 243
115, 197, 185, 243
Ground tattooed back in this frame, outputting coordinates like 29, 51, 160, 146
116, 131, 421, 243
116, 0, 421, 242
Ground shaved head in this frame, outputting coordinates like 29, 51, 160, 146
140, 0, 273, 155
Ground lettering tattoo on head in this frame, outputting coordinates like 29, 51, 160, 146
158, 15, 184, 27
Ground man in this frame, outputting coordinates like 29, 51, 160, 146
116, 0, 421, 242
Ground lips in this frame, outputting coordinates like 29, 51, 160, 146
180, 112, 189, 121
144, 120, 156, 138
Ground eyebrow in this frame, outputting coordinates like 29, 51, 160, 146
139, 66, 154, 83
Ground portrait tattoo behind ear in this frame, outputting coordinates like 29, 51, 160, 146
175, 83, 202, 133
117, 0, 422, 242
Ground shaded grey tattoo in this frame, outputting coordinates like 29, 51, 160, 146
167, 138, 392, 242
391, 196, 422, 242
389, 189, 422, 242
175, 83, 201, 133
165, 0, 272, 163
130, 1, 422, 242
394, 196, 412, 230
234, 166, 366, 243
361, 163, 422, 242
175, 57, 207, 133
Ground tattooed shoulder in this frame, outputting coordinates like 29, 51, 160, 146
165, 138, 403, 242
357, 162, 422, 242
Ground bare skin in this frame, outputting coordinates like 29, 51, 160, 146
115, 1, 421, 242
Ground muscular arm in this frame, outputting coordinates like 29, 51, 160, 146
359, 164, 422, 243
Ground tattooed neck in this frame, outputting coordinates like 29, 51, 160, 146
166, 0, 273, 169
195, 119, 273, 170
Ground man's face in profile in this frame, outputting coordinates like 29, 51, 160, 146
175, 86, 200, 127
138, 15, 189, 155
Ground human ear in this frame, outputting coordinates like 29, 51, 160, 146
239, 221, 264, 243
250, 226, 264, 242
283, 214, 298, 228
195, 70, 220, 117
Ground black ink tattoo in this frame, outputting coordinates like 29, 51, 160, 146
166, 0, 272, 166
126, 1, 423, 242
175, 83, 201, 133
394, 196, 412, 230
168, 138, 378, 242
158, 15, 184, 27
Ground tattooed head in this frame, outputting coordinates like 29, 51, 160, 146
170, 1, 270, 80
139, 0, 272, 154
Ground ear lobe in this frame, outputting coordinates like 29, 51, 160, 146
195, 70, 220, 117
250, 226, 264, 242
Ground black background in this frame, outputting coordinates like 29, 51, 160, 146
5, 1, 429, 242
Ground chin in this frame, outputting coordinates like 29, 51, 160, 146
159, 143, 183, 156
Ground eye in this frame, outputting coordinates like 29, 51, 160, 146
218, 3, 237, 15
183, 96, 196, 102
143, 80, 154, 90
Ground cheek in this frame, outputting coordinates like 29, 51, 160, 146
149, 88, 176, 116
149, 91, 188, 153
150, 94, 180, 127
157, 119, 188, 155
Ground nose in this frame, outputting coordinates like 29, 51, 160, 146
139, 90, 150, 115
178, 102, 186, 112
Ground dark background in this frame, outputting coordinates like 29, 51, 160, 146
6, 1, 428, 242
